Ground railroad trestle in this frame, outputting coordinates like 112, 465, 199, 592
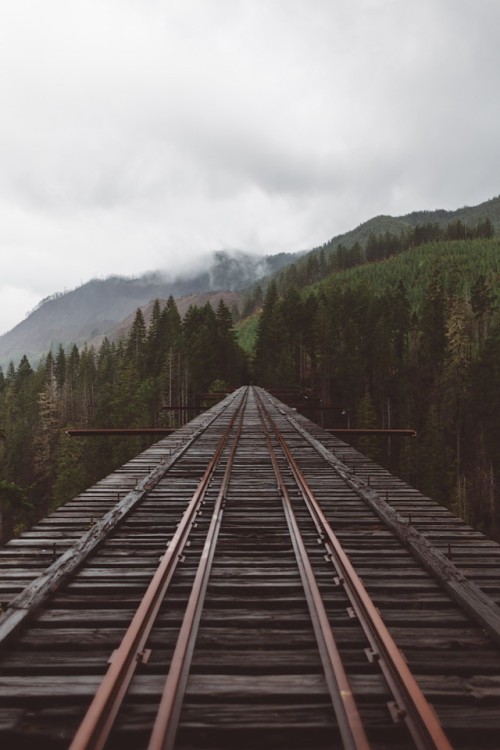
1, 386, 500, 749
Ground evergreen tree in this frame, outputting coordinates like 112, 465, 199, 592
146, 299, 163, 376
127, 308, 147, 376
54, 344, 66, 391
215, 299, 240, 386
280, 287, 303, 385
183, 303, 218, 398
254, 281, 291, 387
152, 296, 183, 423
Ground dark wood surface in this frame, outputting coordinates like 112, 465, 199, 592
1, 387, 500, 749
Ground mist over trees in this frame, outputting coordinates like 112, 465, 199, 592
2, 217, 500, 544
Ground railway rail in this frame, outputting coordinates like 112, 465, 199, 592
1, 386, 500, 749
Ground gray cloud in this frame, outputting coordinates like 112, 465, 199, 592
1, 0, 500, 335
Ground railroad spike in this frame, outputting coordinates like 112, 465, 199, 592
137, 649, 152, 665
364, 647, 380, 663
387, 701, 407, 724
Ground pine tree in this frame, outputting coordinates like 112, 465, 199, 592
280, 288, 303, 385
183, 303, 218, 399
127, 308, 147, 377
34, 358, 58, 497
215, 299, 239, 386
254, 281, 291, 387
146, 299, 163, 376
162, 299, 183, 419
54, 344, 66, 391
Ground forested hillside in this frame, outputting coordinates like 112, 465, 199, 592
281, 194, 500, 283
252, 234, 500, 538
3, 206, 500, 544
0, 250, 297, 370
0, 297, 247, 542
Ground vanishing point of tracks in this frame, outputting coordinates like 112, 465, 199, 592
1, 386, 500, 749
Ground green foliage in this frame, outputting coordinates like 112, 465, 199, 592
238, 217, 496, 308
52, 432, 88, 509
254, 282, 289, 387
252, 236, 500, 538
0, 297, 247, 543
0, 480, 33, 539
235, 313, 260, 355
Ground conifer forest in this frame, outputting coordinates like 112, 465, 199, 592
2, 224, 500, 543
0, 298, 247, 541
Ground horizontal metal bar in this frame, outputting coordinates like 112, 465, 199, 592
66, 429, 177, 436
160, 406, 202, 411
291, 405, 339, 410
326, 428, 416, 436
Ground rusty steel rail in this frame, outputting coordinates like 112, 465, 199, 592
257, 389, 453, 750
255, 393, 371, 750
0, 391, 243, 649
69, 396, 247, 750
148, 393, 247, 750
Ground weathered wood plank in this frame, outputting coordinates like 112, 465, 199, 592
0, 394, 240, 647
2, 673, 500, 703
284, 407, 500, 647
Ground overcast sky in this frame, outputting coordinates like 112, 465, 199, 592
1, 0, 499, 335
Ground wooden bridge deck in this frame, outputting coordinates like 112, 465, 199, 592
0, 386, 500, 749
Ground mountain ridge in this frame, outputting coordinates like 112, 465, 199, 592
1, 194, 499, 369
312, 195, 500, 254
0, 251, 295, 368
86, 290, 245, 351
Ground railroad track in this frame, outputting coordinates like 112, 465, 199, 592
1, 386, 500, 749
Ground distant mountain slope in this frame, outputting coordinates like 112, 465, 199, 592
1, 194, 498, 369
401, 194, 500, 230
87, 290, 245, 350
315, 194, 500, 253
0, 251, 296, 368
